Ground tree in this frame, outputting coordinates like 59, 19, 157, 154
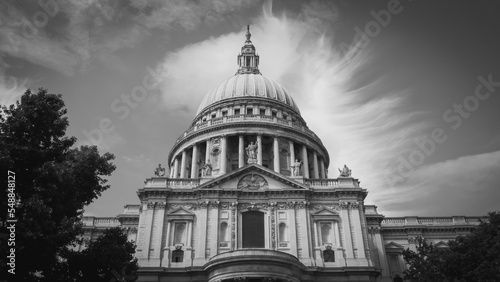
0, 88, 116, 281
444, 212, 500, 281
46, 227, 138, 282
402, 235, 448, 281
403, 212, 500, 282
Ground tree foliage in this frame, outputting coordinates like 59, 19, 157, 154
46, 227, 138, 282
0, 89, 117, 281
403, 212, 500, 282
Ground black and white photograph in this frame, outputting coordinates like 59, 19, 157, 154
1, 0, 500, 281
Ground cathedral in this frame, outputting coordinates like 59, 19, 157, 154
82, 27, 484, 282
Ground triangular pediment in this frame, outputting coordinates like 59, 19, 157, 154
434, 241, 448, 248
196, 164, 309, 190
385, 241, 405, 250
167, 207, 194, 216
312, 208, 339, 216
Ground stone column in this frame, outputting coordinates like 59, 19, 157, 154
220, 135, 227, 174
191, 144, 198, 179
273, 136, 280, 173
313, 151, 319, 178
257, 134, 263, 165
173, 157, 179, 178
289, 141, 295, 168
205, 140, 210, 163
319, 159, 326, 179
238, 135, 244, 168
302, 145, 309, 178
180, 150, 187, 178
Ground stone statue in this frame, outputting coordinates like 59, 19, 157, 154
202, 160, 212, 176
246, 141, 258, 163
154, 164, 166, 177
338, 164, 351, 177
291, 159, 302, 176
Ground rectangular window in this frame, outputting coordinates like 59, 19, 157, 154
242, 211, 265, 248
246, 108, 253, 115
234, 109, 240, 115
320, 222, 333, 245
173, 222, 187, 244
246, 57, 251, 67
260, 109, 266, 116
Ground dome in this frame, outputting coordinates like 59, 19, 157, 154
196, 73, 301, 115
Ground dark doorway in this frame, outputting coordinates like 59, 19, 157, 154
242, 211, 265, 248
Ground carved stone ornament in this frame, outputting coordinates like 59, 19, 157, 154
157, 202, 166, 209
211, 137, 220, 147
240, 202, 268, 211
312, 204, 341, 212
368, 227, 381, 234
209, 200, 220, 208
237, 174, 269, 190
147, 202, 156, 209
167, 203, 194, 211
339, 201, 359, 209
296, 201, 310, 209
195, 200, 210, 209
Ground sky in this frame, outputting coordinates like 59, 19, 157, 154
1, 0, 500, 217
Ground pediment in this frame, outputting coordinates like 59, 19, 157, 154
167, 207, 194, 216
434, 241, 448, 248
312, 208, 339, 216
196, 164, 309, 190
385, 241, 405, 251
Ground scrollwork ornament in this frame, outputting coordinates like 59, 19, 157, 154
157, 202, 166, 209
147, 202, 156, 209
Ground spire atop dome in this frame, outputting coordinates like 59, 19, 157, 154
237, 25, 261, 75
245, 25, 252, 43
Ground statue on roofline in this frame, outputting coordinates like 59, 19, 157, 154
154, 164, 166, 177
338, 164, 351, 177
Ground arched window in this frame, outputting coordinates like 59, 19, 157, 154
219, 222, 229, 242
279, 222, 288, 242
321, 223, 332, 244
172, 249, 184, 262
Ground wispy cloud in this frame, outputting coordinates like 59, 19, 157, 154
0, 0, 259, 76
0, 56, 28, 106
375, 150, 500, 216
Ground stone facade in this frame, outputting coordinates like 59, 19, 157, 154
81, 27, 484, 282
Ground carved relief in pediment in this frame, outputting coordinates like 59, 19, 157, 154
237, 174, 269, 190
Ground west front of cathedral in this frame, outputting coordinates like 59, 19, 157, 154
81, 27, 483, 282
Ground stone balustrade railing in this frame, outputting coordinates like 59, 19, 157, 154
82, 216, 121, 227
381, 216, 486, 227
144, 177, 201, 188
175, 114, 320, 144
305, 178, 339, 187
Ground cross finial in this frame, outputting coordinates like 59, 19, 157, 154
245, 25, 251, 43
